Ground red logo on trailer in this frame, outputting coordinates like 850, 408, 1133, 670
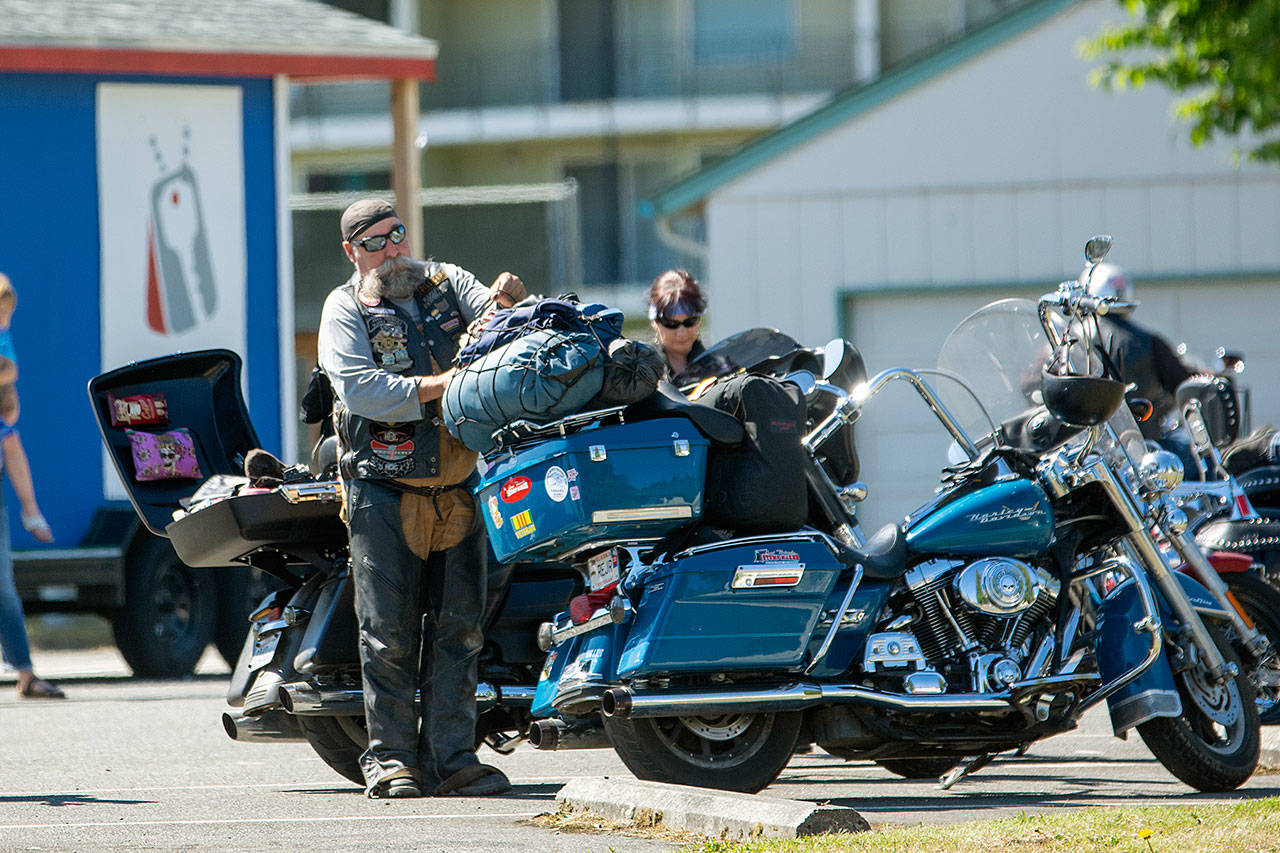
501, 476, 532, 503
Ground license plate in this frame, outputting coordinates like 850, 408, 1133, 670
247, 631, 280, 672
587, 548, 620, 591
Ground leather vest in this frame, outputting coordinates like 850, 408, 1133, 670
1100, 317, 1174, 436
337, 271, 466, 480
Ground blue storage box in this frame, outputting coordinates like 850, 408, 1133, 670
617, 539, 844, 677
476, 418, 709, 562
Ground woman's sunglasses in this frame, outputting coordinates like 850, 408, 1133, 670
351, 223, 406, 252
657, 315, 701, 329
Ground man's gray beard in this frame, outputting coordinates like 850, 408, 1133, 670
361, 256, 423, 301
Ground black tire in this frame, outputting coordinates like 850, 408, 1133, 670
603, 710, 802, 793
875, 757, 960, 779
112, 536, 217, 678
1137, 623, 1259, 792
1222, 571, 1280, 724
212, 567, 252, 669
296, 715, 366, 786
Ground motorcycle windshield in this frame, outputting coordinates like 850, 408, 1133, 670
935, 298, 1051, 447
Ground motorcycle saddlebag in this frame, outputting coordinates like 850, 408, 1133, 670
616, 538, 843, 677
475, 417, 708, 562
696, 374, 808, 532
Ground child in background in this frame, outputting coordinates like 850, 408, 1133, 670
0, 272, 61, 699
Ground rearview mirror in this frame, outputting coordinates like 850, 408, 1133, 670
1085, 235, 1113, 264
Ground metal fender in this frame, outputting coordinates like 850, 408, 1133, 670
1098, 580, 1181, 734
531, 622, 623, 718
1171, 571, 1234, 621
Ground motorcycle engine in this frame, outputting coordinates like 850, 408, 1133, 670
866, 557, 1060, 694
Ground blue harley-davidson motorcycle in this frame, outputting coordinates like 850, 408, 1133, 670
501, 236, 1259, 793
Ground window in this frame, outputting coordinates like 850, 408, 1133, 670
693, 0, 796, 63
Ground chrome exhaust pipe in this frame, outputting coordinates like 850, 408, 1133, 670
278, 683, 363, 716
279, 681, 537, 717
528, 719, 611, 751
601, 681, 1011, 719
221, 709, 307, 743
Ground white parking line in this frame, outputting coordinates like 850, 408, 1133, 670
0, 813, 541, 831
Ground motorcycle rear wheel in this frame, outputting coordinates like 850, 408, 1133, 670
297, 715, 366, 786
603, 710, 801, 793
1221, 571, 1280, 724
1137, 623, 1259, 792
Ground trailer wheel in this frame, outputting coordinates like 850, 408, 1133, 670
112, 536, 217, 678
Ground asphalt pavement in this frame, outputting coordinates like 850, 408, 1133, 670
1, 648, 1278, 851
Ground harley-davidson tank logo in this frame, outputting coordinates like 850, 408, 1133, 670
967, 501, 1045, 525
502, 476, 532, 503
754, 548, 801, 563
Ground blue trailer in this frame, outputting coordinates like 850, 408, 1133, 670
0, 2, 437, 676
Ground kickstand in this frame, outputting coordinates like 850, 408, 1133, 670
939, 752, 997, 789
484, 732, 521, 755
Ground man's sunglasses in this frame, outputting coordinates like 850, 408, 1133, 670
657, 315, 701, 329
351, 223, 406, 252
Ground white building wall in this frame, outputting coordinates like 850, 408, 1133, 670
705, 0, 1280, 341
698, 0, 1280, 528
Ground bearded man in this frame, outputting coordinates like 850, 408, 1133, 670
317, 199, 524, 798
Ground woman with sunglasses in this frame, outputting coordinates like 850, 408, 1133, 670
648, 269, 707, 384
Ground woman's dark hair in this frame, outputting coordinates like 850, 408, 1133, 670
647, 269, 706, 320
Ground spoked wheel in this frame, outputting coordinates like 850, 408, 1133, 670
875, 757, 961, 779
1222, 571, 1280, 724
296, 714, 366, 786
1137, 624, 1259, 791
603, 710, 801, 793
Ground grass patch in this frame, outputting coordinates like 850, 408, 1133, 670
681, 797, 1280, 853
529, 804, 708, 845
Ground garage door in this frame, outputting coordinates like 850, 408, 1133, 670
842, 278, 1280, 533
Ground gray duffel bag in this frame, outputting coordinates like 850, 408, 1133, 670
442, 328, 605, 454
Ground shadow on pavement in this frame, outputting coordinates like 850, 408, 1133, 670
0, 793, 154, 807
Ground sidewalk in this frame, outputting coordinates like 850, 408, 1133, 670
0, 646, 231, 682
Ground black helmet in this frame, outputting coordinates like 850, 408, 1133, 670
1040, 367, 1125, 427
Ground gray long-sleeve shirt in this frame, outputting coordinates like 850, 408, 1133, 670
317, 262, 490, 423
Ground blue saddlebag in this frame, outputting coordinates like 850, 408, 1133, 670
617, 539, 843, 677
476, 418, 708, 562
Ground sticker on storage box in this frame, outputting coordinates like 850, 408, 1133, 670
512, 509, 536, 539
487, 495, 503, 529
501, 476, 532, 503
587, 548, 620, 590
545, 466, 569, 502
569, 485, 581, 501
566, 468, 579, 482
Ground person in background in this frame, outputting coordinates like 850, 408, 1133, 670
647, 269, 707, 385
0, 273, 61, 699
317, 199, 518, 799
1086, 263, 1194, 441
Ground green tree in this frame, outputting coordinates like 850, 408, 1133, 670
1084, 1, 1280, 164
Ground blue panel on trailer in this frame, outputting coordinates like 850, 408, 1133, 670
0, 72, 280, 549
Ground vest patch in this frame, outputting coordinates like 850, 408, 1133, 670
367, 315, 412, 372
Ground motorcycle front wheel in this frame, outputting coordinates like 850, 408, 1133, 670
1137, 623, 1259, 792
296, 715, 366, 786
603, 710, 801, 793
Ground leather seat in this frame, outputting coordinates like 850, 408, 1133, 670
840, 522, 908, 581
624, 381, 745, 446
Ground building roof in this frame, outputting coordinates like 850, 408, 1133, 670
649, 0, 1080, 218
0, 0, 437, 81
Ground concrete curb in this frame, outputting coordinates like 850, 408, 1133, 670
1262, 726, 1280, 769
556, 777, 869, 841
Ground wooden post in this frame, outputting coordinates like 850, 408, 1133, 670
390, 77, 423, 252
